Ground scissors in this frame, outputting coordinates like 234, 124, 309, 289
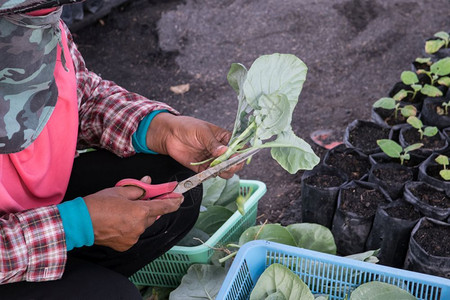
115, 148, 261, 200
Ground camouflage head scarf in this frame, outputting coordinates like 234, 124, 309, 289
0, 1, 83, 153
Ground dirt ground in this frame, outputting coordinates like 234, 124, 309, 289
72, 0, 450, 225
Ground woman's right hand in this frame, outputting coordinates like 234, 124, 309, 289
83, 176, 183, 252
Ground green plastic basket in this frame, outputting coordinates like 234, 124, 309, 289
129, 179, 266, 287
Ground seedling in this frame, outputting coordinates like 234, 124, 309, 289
435, 154, 450, 180
413, 57, 433, 71
372, 96, 417, 121
425, 31, 449, 54
416, 57, 450, 86
406, 116, 438, 140
436, 100, 450, 116
376, 139, 423, 165
394, 70, 443, 101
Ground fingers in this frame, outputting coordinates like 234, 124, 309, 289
219, 161, 245, 179
138, 195, 184, 223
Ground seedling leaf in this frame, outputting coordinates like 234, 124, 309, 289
407, 116, 422, 129
434, 31, 449, 43
400, 105, 417, 117
400, 71, 418, 85
411, 84, 422, 92
430, 57, 450, 76
372, 97, 396, 109
421, 84, 443, 97
425, 39, 445, 54
435, 154, 449, 166
440, 170, 450, 180
377, 139, 401, 158
438, 76, 450, 87
393, 89, 408, 101
404, 143, 423, 153
423, 126, 438, 137
415, 57, 431, 64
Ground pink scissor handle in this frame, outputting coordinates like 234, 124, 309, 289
115, 178, 178, 199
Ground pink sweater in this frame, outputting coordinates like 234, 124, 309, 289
0, 21, 78, 214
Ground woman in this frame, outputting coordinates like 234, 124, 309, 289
0, 1, 241, 298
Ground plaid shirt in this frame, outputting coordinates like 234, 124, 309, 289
0, 22, 178, 284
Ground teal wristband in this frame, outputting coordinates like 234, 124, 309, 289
57, 197, 94, 251
132, 110, 169, 154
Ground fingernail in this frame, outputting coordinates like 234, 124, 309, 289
142, 175, 150, 182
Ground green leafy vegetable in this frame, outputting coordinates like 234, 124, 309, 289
176, 227, 210, 247
201, 174, 240, 207
249, 263, 314, 300
349, 281, 417, 300
239, 223, 337, 254
210, 53, 319, 174
169, 264, 226, 300
239, 224, 297, 246
286, 223, 337, 255
195, 206, 234, 235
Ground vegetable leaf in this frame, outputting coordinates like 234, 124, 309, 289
211, 53, 319, 174
249, 263, 314, 300
243, 53, 308, 109
266, 130, 320, 173
254, 93, 292, 141
169, 264, 226, 300
195, 206, 234, 235
239, 224, 297, 246
349, 281, 416, 300
286, 223, 337, 254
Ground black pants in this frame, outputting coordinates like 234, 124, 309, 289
0, 150, 202, 299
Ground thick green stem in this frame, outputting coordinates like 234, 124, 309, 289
210, 121, 257, 166
218, 251, 238, 264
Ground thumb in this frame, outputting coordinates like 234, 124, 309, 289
209, 141, 228, 158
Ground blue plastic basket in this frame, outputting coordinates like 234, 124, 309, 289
217, 240, 450, 300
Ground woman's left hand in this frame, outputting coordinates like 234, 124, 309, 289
145, 113, 243, 178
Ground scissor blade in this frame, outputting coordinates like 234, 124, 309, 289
173, 148, 261, 194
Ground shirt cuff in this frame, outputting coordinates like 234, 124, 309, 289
132, 110, 169, 154
57, 197, 94, 251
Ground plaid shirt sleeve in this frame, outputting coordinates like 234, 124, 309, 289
0, 206, 66, 284
64, 23, 179, 157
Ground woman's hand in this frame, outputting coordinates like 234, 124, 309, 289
83, 176, 183, 252
145, 113, 243, 179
